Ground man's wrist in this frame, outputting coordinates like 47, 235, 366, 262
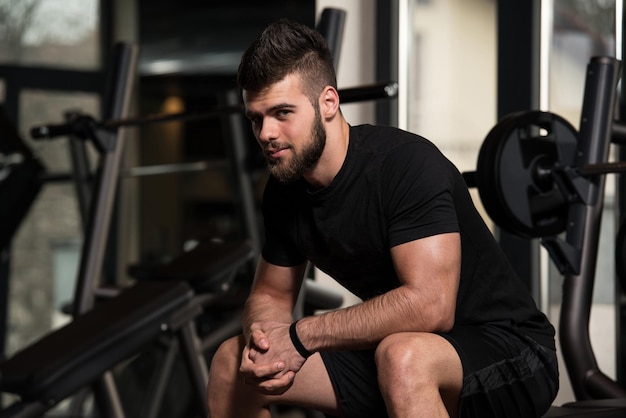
289, 320, 313, 358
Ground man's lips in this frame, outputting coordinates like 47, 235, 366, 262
266, 147, 289, 159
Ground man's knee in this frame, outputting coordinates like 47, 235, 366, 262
374, 332, 463, 416
374, 332, 462, 389
209, 335, 244, 385
375, 332, 431, 373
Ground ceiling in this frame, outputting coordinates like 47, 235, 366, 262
137, 0, 315, 76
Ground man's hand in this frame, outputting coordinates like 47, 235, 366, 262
240, 321, 308, 394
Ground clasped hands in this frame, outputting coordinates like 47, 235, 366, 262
240, 321, 308, 395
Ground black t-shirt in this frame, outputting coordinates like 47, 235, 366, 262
262, 124, 555, 349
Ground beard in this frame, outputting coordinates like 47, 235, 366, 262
267, 105, 326, 184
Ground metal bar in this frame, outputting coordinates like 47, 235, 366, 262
581, 161, 626, 176
72, 42, 137, 315
338, 81, 399, 104
66, 111, 93, 228
178, 321, 209, 417
30, 82, 399, 138
122, 160, 229, 177
612, 120, 626, 144
222, 89, 262, 254
559, 56, 626, 400
316, 8, 346, 70
0, 400, 51, 418
71, 42, 138, 418
142, 341, 179, 418
617, 0, 626, 389
92, 373, 126, 418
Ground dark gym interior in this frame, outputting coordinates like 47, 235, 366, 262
0, 1, 625, 417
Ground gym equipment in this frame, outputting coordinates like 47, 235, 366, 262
616, 219, 626, 291
316, 8, 345, 70
29, 81, 399, 141
0, 280, 193, 415
0, 107, 46, 362
465, 56, 626, 416
467, 68, 626, 245
0, 107, 45, 251
0, 42, 256, 418
470, 110, 626, 242
473, 111, 578, 239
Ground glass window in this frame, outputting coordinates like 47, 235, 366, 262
6, 89, 99, 355
0, 0, 100, 70
549, 0, 616, 124
405, 0, 497, 222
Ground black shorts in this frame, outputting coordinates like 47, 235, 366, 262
318, 324, 559, 418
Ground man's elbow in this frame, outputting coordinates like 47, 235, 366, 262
436, 312, 455, 333
431, 303, 456, 333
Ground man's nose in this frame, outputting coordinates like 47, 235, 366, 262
257, 118, 278, 143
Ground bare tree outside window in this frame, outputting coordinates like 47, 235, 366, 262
0, 0, 99, 69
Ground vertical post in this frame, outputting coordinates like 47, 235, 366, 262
70, 42, 138, 418
616, 0, 626, 388
559, 56, 626, 400
66, 111, 93, 228
375, 0, 398, 127
72, 42, 137, 315
316, 8, 346, 70
496, 0, 542, 296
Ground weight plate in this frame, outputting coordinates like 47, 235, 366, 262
476, 111, 578, 238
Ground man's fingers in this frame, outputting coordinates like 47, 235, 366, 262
240, 360, 286, 378
243, 371, 296, 395
257, 371, 295, 395
250, 329, 270, 351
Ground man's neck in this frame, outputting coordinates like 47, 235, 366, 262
303, 118, 350, 189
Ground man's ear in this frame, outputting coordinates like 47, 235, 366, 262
320, 86, 340, 118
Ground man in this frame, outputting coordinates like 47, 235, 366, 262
207, 19, 559, 418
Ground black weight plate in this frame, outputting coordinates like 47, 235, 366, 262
476, 111, 578, 238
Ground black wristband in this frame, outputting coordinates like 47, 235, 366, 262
289, 321, 313, 358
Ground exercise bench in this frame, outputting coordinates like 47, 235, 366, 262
0, 237, 253, 418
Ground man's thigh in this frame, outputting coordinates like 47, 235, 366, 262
318, 325, 558, 418
441, 324, 559, 418
317, 334, 462, 418
318, 349, 386, 418
277, 352, 345, 417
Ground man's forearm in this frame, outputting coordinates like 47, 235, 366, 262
243, 291, 295, 340
294, 284, 455, 352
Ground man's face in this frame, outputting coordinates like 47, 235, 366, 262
243, 74, 326, 184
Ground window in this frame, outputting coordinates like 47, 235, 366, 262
0, 0, 100, 70
0, 0, 104, 357
402, 0, 497, 222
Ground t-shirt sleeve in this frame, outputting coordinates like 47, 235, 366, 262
381, 142, 460, 248
260, 177, 308, 266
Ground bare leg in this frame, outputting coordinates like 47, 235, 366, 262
207, 335, 344, 418
375, 332, 463, 418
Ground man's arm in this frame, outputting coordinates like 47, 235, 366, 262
238, 256, 308, 391
243, 256, 307, 341
239, 232, 460, 395
295, 232, 461, 351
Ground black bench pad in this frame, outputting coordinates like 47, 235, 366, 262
0, 280, 192, 403
129, 239, 254, 292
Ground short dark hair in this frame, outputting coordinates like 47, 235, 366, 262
237, 19, 337, 103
